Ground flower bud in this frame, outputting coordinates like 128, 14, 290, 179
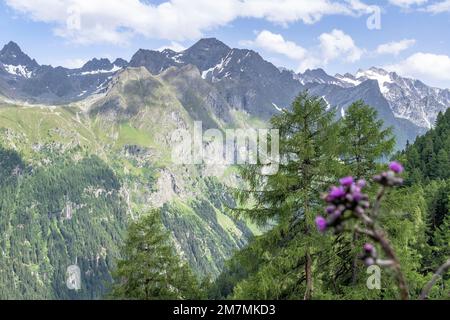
389, 161, 404, 174
315, 216, 327, 232
364, 243, 374, 253
340, 176, 354, 187
364, 257, 375, 266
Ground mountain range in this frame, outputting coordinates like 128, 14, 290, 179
0, 38, 449, 299
2, 38, 448, 146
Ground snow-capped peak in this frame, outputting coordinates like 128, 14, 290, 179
355, 67, 394, 94
336, 67, 450, 129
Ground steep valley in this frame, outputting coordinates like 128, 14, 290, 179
0, 67, 256, 299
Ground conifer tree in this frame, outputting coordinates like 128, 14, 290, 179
403, 108, 450, 183
436, 149, 450, 179
111, 210, 203, 300
433, 214, 450, 267
338, 100, 395, 180
235, 92, 340, 299
215, 103, 450, 300
336, 101, 395, 285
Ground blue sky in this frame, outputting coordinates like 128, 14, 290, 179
1, 0, 450, 88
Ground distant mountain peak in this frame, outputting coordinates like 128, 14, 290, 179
334, 67, 450, 129
1, 41, 22, 54
81, 58, 112, 71
299, 68, 343, 86
113, 58, 128, 68
355, 67, 393, 79
368, 66, 390, 75
304, 68, 327, 74
0, 41, 39, 70
78, 57, 127, 75
189, 38, 230, 51
161, 48, 177, 55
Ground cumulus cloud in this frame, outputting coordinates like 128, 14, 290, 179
5, 0, 371, 45
388, 0, 428, 8
250, 30, 307, 61
425, 0, 450, 13
60, 58, 87, 69
376, 39, 416, 56
319, 29, 364, 63
244, 29, 363, 72
158, 41, 186, 52
385, 52, 450, 87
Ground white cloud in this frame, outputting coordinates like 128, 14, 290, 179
376, 39, 416, 56
60, 58, 86, 69
388, 0, 428, 8
425, 0, 450, 13
237, 0, 370, 25
385, 52, 450, 87
250, 30, 307, 61
5, 0, 371, 45
158, 41, 186, 52
244, 29, 363, 72
319, 29, 364, 63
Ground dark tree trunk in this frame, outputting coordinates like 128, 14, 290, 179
304, 249, 313, 300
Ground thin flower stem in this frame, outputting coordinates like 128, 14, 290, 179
372, 186, 385, 218
420, 259, 450, 300
355, 187, 410, 300
355, 227, 375, 238
374, 229, 409, 300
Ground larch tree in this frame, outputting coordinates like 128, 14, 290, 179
234, 92, 341, 299
111, 210, 202, 300
338, 100, 395, 180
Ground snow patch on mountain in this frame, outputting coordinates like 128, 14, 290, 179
80, 65, 122, 75
356, 68, 393, 94
171, 53, 184, 64
201, 65, 216, 79
201, 52, 234, 82
335, 73, 362, 87
2, 64, 33, 78
332, 67, 450, 129
322, 96, 331, 110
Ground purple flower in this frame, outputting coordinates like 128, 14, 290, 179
352, 190, 363, 202
351, 184, 361, 193
328, 186, 346, 201
364, 243, 374, 253
357, 179, 366, 188
364, 257, 375, 266
326, 206, 336, 214
315, 216, 328, 232
340, 176, 354, 187
332, 211, 342, 219
374, 170, 404, 187
389, 161, 404, 174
